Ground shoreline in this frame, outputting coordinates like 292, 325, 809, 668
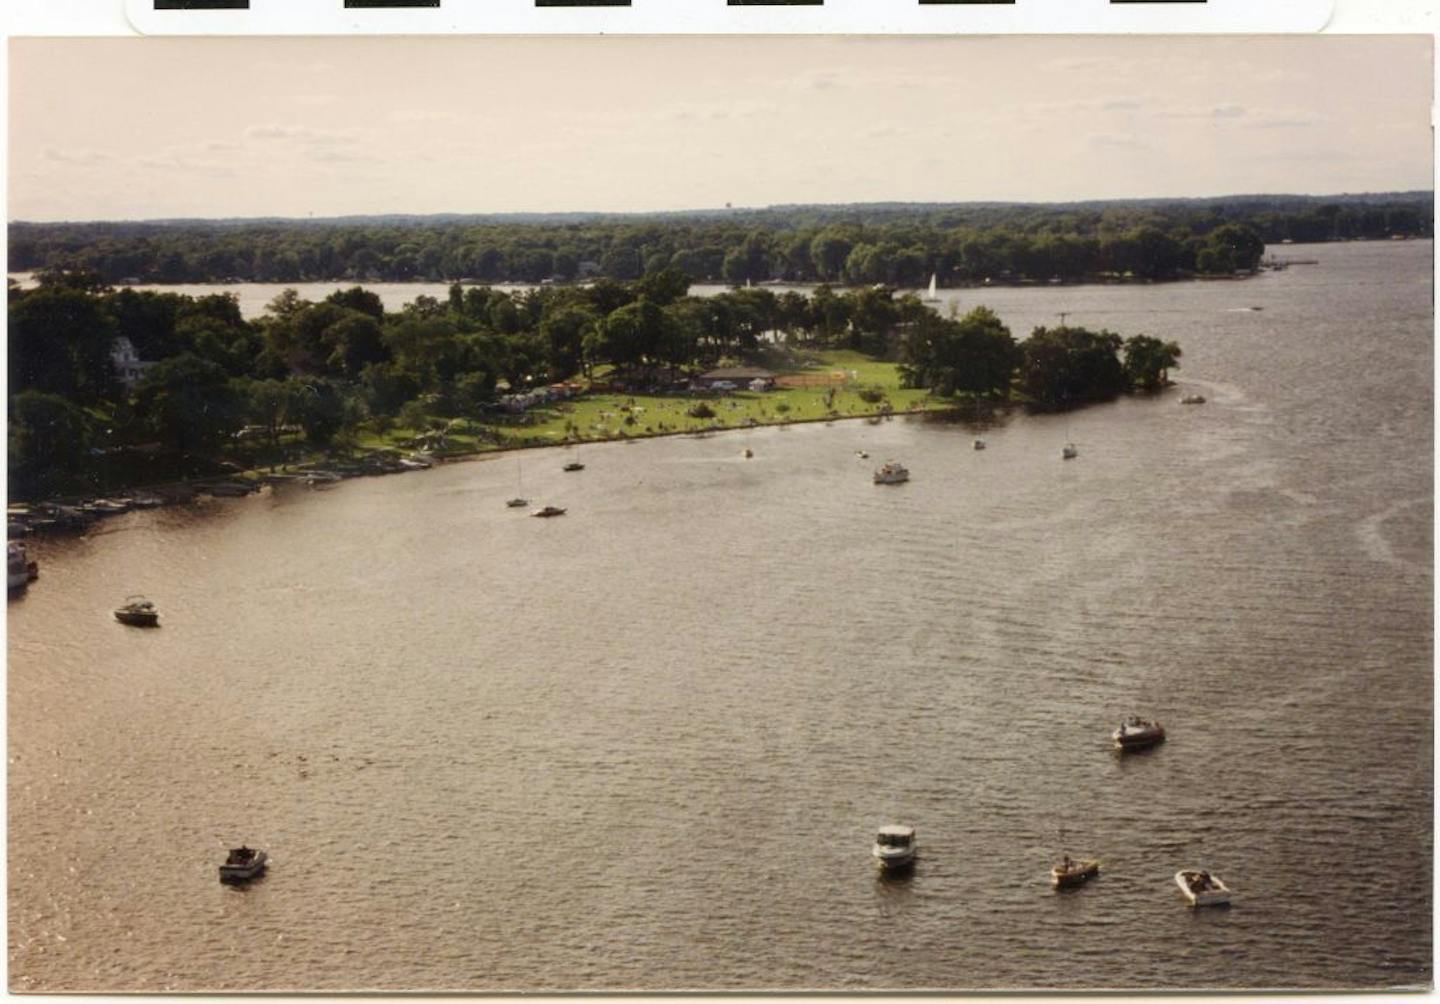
5, 399, 958, 529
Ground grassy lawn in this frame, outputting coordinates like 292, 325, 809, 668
331, 350, 945, 460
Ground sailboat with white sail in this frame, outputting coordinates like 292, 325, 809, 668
922, 273, 940, 303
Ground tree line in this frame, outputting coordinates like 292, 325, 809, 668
12, 193, 1427, 288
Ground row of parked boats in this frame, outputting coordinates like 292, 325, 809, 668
871, 717, 1227, 905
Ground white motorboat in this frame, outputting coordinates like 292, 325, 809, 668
1051, 855, 1100, 889
1062, 443, 1078, 460
1112, 717, 1166, 751
872, 825, 917, 871
220, 846, 268, 883
873, 462, 910, 485
7, 541, 38, 592
1175, 869, 1230, 907
856, 451, 869, 459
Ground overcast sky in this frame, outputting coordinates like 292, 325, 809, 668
7, 34, 1433, 221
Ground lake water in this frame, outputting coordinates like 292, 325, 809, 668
7, 241, 1432, 991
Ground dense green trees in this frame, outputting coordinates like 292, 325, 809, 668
899, 306, 1019, 398
14, 193, 1425, 289
1018, 326, 1130, 410
1122, 335, 1183, 392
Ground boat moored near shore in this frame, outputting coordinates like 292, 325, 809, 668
873, 461, 910, 485
7, 542, 39, 592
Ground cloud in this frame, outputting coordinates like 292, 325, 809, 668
1242, 111, 1322, 130
136, 152, 236, 178
308, 149, 380, 164
1089, 133, 1145, 150
42, 147, 112, 166
389, 109, 461, 123
244, 125, 364, 145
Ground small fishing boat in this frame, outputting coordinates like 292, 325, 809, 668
532, 506, 567, 518
220, 846, 268, 883
1179, 395, 1207, 405
506, 497, 530, 508
856, 450, 869, 459
1112, 717, 1166, 751
1175, 869, 1230, 907
1062, 444, 1078, 460
114, 595, 159, 627
873, 462, 910, 485
1051, 854, 1100, 889
973, 438, 987, 450
743, 448, 753, 458
872, 825, 917, 872
563, 462, 585, 472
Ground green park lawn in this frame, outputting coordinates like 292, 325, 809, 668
353, 350, 943, 457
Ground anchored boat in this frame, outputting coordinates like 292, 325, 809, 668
7, 542, 38, 592
1112, 717, 1166, 751
1051, 854, 1100, 889
1175, 869, 1230, 907
873, 462, 910, 485
220, 846, 268, 883
872, 825, 917, 872
114, 595, 160, 627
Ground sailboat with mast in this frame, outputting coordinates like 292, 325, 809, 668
506, 456, 529, 508
922, 273, 940, 303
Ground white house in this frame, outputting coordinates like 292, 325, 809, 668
111, 336, 155, 390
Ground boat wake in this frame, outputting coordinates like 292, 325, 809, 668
1356, 497, 1430, 575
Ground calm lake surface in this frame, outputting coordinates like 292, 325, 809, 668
8, 241, 1432, 991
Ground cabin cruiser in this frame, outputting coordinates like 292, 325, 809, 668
114, 596, 160, 627
1175, 869, 1230, 907
1112, 717, 1166, 751
532, 506, 567, 518
7, 542, 38, 591
506, 497, 530, 508
872, 825, 917, 871
873, 462, 910, 485
1051, 854, 1100, 889
1179, 395, 1207, 405
1062, 444, 1078, 460
220, 846, 268, 883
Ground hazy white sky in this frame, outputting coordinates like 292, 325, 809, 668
7, 34, 1433, 221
